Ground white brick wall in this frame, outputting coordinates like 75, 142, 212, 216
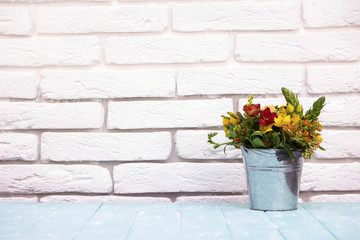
0, 72, 38, 99
41, 132, 171, 161
0, 134, 38, 161
177, 66, 304, 96
235, 32, 360, 62
301, 163, 360, 191
113, 163, 245, 194
0, 37, 100, 67
41, 69, 175, 99
0, 7, 32, 35
105, 35, 230, 64
172, 1, 300, 31
108, 99, 233, 129
0, 0, 359, 202
0, 102, 104, 129
37, 6, 168, 34
303, 0, 360, 28
175, 130, 241, 160
307, 64, 360, 94
0, 165, 112, 194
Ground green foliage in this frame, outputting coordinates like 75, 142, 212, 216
252, 138, 267, 148
281, 87, 303, 116
281, 87, 297, 106
264, 132, 281, 149
305, 96, 326, 121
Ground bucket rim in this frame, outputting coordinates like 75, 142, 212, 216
240, 146, 304, 155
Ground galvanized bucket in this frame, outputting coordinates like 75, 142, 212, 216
240, 146, 304, 211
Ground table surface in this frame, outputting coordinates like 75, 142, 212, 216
0, 202, 359, 240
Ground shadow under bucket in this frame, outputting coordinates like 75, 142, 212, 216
241, 146, 304, 211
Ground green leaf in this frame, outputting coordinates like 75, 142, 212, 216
229, 131, 237, 138
305, 96, 326, 121
281, 143, 294, 161
227, 112, 238, 119
319, 146, 326, 151
272, 133, 281, 148
208, 132, 218, 138
236, 111, 245, 120
281, 87, 297, 106
253, 138, 267, 148
250, 132, 263, 138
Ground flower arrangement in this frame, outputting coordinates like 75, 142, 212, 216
208, 88, 326, 159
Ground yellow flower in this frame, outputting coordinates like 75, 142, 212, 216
223, 118, 230, 126
287, 103, 294, 114
296, 104, 302, 114
291, 114, 300, 124
229, 114, 240, 124
256, 124, 274, 134
274, 114, 291, 127
246, 94, 254, 106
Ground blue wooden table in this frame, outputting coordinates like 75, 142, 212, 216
0, 203, 359, 240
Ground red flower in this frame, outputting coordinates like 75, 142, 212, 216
243, 104, 260, 117
259, 107, 277, 126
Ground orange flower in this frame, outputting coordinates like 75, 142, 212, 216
243, 104, 260, 117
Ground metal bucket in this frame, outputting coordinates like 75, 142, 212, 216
241, 146, 304, 211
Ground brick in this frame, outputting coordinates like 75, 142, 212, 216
309, 194, 360, 202
301, 163, 360, 191
0, 37, 99, 67
0, 102, 103, 129
238, 96, 360, 126
0, 71, 38, 99
0, 197, 37, 202
41, 69, 175, 99
0, 134, 38, 161
108, 99, 233, 129
173, 1, 300, 32
41, 132, 171, 161
175, 130, 241, 160
38, 6, 167, 34
176, 195, 249, 203
315, 130, 360, 159
113, 162, 246, 193
307, 64, 360, 93
40, 195, 171, 203
105, 35, 230, 64
0, 165, 112, 194
235, 32, 360, 62
177, 66, 303, 96
316, 97, 360, 127
0, 7, 32, 35
303, 0, 360, 28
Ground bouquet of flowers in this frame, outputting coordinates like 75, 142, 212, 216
208, 88, 325, 159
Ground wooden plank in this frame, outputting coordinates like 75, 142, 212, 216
0, 203, 54, 240
180, 203, 231, 240
221, 203, 285, 240
17, 203, 100, 240
265, 205, 337, 240
301, 202, 360, 240
126, 203, 181, 240
75, 203, 151, 240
